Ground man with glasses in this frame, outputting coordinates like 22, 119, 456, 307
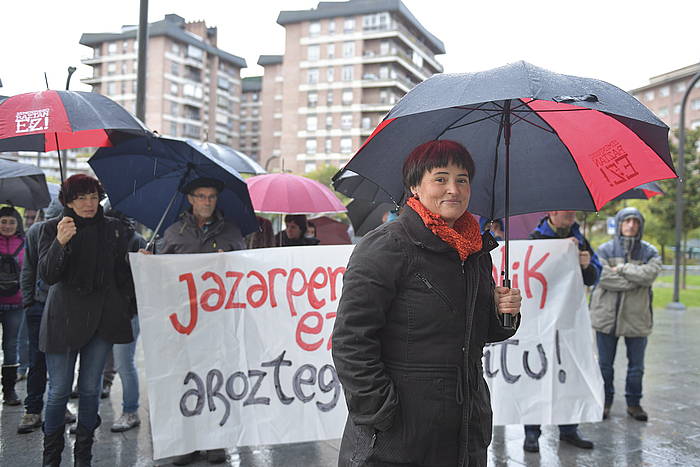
160, 178, 246, 255
159, 178, 244, 465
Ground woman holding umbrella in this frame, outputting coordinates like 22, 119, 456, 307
38, 175, 136, 466
0, 206, 25, 406
332, 140, 522, 466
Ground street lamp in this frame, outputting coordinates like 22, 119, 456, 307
669, 68, 700, 311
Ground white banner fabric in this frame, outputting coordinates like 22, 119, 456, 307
130, 239, 603, 459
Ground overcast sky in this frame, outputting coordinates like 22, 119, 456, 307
2, 0, 699, 96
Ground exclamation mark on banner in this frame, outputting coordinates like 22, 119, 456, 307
556, 329, 566, 383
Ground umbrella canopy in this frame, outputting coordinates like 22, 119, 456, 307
246, 173, 346, 215
612, 181, 663, 201
333, 61, 676, 219
88, 135, 258, 236
0, 90, 149, 152
189, 141, 266, 175
310, 216, 352, 245
0, 158, 51, 209
347, 199, 395, 236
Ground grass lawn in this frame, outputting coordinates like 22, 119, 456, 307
653, 274, 700, 308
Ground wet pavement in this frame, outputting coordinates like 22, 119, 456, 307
1, 305, 698, 466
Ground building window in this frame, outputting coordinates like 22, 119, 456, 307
379, 66, 389, 79
106, 82, 117, 94
692, 99, 700, 110
363, 12, 390, 30
674, 104, 681, 114
340, 137, 353, 154
187, 45, 203, 61
342, 65, 354, 82
379, 90, 389, 104
362, 117, 372, 129
252, 93, 259, 102
107, 42, 117, 54
325, 138, 332, 153
327, 44, 335, 59
306, 116, 318, 131
305, 162, 317, 173
676, 82, 687, 93
326, 115, 333, 129
327, 91, 334, 106
183, 83, 203, 99
171, 101, 180, 116
217, 76, 230, 90
691, 120, 700, 130
328, 20, 336, 35
341, 114, 353, 130
344, 18, 355, 32
327, 67, 335, 82
308, 92, 318, 108
308, 69, 319, 84
171, 42, 181, 55
343, 41, 355, 58
306, 139, 317, 155
342, 89, 353, 105
660, 86, 670, 97
308, 45, 320, 62
309, 22, 321, 37
170, 122, 178, 135
107, 63, 117, 75
171, 62, 180, 76
644, 91, 654, 101
412, 50, 424, 68
380, 41, 390, 55
657, 107, 669, 118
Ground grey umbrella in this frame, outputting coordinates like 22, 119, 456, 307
188, 141, 266, 175
0, 159, 50, 209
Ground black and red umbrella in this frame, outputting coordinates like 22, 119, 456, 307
333, 61, 677, 326
0, 90, 150, 180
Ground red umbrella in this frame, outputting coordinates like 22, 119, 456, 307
246, 173, 346, 214
310, 216, 352, 245
0, 90, 150, 179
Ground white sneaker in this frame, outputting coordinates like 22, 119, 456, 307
110, 412, 141, 432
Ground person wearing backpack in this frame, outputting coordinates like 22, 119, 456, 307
0, 206, 26, 406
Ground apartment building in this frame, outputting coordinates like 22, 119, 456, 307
631, 63, 700, 131
240, 76, 262, 162
79, 14, 246, 146
262, 0, 445, 173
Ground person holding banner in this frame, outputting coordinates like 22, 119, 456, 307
158, 177, 244, 465
160, 178, 246, 254
332, 140, 522, 467
590, 207, 661, 422
37, 175, 137, 466
522, 211, 602, 453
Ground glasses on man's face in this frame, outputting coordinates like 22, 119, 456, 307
0, 219, 17, 225
191, 194, 218, 202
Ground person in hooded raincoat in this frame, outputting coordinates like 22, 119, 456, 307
589, 207, 661, 422
332, 140, 522, 467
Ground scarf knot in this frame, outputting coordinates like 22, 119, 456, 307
406, 197, 482, 261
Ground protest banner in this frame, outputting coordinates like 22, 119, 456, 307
486, 239, 605, 425
130, 239, 603, 459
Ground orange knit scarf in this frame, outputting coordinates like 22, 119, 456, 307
407, 197, 482, 261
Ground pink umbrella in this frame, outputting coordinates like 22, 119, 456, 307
246, 173, 346, 214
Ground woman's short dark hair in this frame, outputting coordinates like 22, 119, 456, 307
284, 214, 308, 234
0, 206, 24, 236
59, 174, 105, 205
402, 140, 475, 192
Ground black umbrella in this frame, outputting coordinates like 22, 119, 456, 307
612, 181, 663, 201
347, 199, 395, 236
188, 141, 266, 175
0, 159, 51, 209
333, 61, 677, 326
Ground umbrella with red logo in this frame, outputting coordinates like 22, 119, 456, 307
0, 90, 150, 180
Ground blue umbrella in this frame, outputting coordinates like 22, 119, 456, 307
187, 140, 266, 175
88, 135, 258, 243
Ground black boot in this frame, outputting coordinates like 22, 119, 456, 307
1, 366, 21, 406
42, 425, 65, 467
74, 416, 101, 467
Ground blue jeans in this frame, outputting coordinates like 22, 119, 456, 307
0, 305, 22, 366
113, 316, 140, 413
24, 302, 47, 414
596, 331, 647, 407
44, 334, 112, 434
524, 424, 578, 437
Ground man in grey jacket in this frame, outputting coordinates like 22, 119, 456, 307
589, 207, 661, 422
160, 178, 245, 254
161, 177, 244, 465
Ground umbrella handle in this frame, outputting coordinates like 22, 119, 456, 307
145, 190, 180, 252
501, 276, 513, 328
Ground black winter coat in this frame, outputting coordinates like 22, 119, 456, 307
332, 208, 518, 467
38, 216, 136, 353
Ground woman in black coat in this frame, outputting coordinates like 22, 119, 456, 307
332, 140, 522, 467
38, 175, 135, 467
